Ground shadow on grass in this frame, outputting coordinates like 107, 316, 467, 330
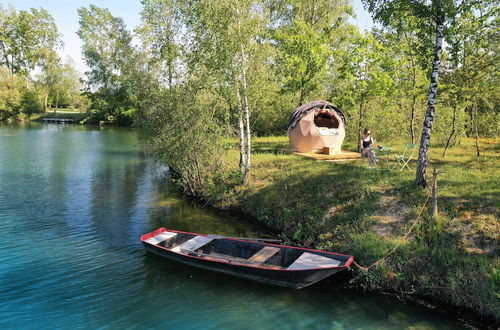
241, 158, 414, 246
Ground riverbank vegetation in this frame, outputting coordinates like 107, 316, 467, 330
1, 0, 498, 322
209, 136, 499, 320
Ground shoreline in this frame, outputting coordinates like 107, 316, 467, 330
178, 185, 499, 329
167, 136, 499, 327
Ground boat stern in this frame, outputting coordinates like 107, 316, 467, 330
140, 227, 167, 242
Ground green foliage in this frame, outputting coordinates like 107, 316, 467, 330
273, 18, 331, 103
77, 5, 148, 126
19, 89, 42, 118
0, 5, 61, 75
0, 5, 85, 120
136, 0, 179, 87
145, 86, 235, 198
0, 66, 42, 120
270, 0, 352, 105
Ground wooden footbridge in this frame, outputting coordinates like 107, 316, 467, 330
42, 118, 75, 124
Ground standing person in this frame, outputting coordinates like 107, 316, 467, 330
360, 128, 376, 167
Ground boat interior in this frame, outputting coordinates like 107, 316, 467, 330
146, 231, 350, 270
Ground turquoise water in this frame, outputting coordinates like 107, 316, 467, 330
0, 122, 466, 329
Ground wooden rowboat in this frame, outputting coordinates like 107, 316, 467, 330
141, 227, 354, 289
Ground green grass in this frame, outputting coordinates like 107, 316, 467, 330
212, 136, 499, 320
46, 107, 84, 113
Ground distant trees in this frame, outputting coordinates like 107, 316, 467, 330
136, 0, 179, 89
77, 5, 140, 125
0, 6, 60, 75
0, 5, 86, 119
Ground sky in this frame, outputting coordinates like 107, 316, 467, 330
0, 0, 373, 73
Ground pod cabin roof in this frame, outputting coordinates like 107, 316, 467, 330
287, 100, 346, 131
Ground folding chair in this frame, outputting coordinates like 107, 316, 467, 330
392, 143, 416, 170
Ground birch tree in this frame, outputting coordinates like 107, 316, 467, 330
269, 0, 352, 105
362, 0, 464, 187
137, 0, 180, 89
180, 0, 268, 183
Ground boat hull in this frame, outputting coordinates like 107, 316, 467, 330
143, 241, 347, 289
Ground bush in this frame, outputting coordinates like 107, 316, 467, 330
144, 86, 232, 198
19, 90, 42, 118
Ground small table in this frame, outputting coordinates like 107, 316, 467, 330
369, 146, 393, 169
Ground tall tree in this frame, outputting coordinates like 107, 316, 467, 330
137, 0, 180, 89
180, 0, 269, 183
269, 0, 352, 105
52, 57, 84, 109
0, 6, 60, 76
330, 29, 395, 146
382, 14, 430, 144
445, 0, 499, 156
77, 5, 138, 124
362, 0, 463, 187
36, 48, 61, 111
77, 5, 133, 91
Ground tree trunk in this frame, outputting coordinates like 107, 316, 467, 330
473, 103, 480, 156
44, 88, 49, 112
168, 58, 173, 90
410, 96, 417, 144
415, 7, 444, 188
357, 97, 364, 151
410, 56, 417, 144
241, 60, 251, 184
55, 90, 59, 112
466, 105, 473, 137
236, 88, 246, 174
442, 104, 457, 157
299, 84, 306, 107
236, 7, 251, 184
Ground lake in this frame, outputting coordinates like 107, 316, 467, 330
0, 122, 466, 329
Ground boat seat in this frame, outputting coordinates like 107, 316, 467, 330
145, 231, 177, 245
171, 236, 213, 253
287, 252, 341, 270
248, 246, 280, 264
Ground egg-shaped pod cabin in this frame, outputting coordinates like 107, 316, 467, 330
287, 100, 346, 154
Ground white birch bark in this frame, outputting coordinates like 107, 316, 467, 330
415, 6, 445, 187
236, 6, 251, 183
236, 87, 246, 173
241, 51, 251, 183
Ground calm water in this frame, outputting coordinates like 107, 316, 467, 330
0, 122, 465, 329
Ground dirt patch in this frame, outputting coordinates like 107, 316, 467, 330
450, 213, 499, 255
320, 206, 337, 225
372, 193, 412, 239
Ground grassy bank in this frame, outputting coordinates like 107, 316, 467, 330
210, 137, 499, 321
28, 110, 87, 122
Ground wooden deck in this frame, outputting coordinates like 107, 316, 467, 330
42, 117, 75, 124
280, 149, 361, 161
287, 252, 342, 270
248, 246, 280, 264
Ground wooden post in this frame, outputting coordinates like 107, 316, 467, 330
432, 168, 438, 221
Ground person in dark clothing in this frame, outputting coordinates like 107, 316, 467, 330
360, 128, 376, 167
